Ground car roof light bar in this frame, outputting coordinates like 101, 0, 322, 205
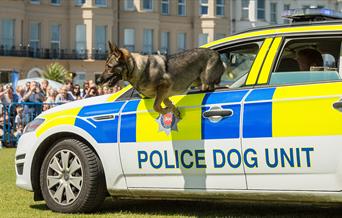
282, 8, 342, 23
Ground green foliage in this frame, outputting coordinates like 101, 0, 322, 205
43, 62, 71, 83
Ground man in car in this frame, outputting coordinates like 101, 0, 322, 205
297, 48, 324, 71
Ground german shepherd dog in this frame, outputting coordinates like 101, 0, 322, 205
97, 41, 225, 118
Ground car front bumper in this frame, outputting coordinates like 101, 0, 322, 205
15, 132, 38, 191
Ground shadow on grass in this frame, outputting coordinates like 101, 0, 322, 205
30, 198, 342, 217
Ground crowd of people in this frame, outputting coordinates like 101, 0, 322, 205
0, 79, 122, 146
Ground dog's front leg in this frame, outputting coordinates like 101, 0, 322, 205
153, 85, 170, 115
163, 98, 181, 119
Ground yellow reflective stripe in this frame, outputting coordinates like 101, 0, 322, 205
272, 82, 342, 137
245, 38, 273, 85
36, 107, 82, 137
257, 37, 282, 84
203, 25, 342, 48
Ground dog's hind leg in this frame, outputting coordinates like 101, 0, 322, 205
163, 98, 181, 119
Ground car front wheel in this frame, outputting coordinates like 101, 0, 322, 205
40, 139, 106, 213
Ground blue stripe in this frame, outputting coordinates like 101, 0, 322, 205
203, 90, 249, 105
75, 102, 124, 143
77, 102, 124, 117
243, 88, 275, 138
120, 100, 140, 142
75, 117, 119, 143
245, 88, 275, 102
201, 90, 247, 140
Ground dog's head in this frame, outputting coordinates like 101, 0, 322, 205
97, 41, 131, 86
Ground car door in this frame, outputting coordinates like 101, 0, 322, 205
118, 91, 247, 190
118, 37, 272, 190
242, 35, 342, 191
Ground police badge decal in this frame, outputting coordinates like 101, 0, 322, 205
156, 112, 179, 135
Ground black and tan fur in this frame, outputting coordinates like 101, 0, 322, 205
97, 41, 225, 118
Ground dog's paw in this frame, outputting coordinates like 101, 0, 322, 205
173, 108, 181, 119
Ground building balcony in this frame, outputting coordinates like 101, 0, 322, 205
0, 45, 109, 60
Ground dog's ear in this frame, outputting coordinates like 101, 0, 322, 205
108, 41, 121, 56
108, 41, 115, 54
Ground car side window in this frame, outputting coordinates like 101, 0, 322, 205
217, 41, 263, 89
270, 37, 342, 86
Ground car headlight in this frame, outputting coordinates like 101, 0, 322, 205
23, 118, 45, 134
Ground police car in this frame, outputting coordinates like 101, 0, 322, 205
15, 9, 342, 213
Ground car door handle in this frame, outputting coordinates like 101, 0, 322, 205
333, 101, 342, 110
203, 109, 233, 118
203, 107, 233, 123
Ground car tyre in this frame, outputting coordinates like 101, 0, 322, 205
40, 139, 106, 213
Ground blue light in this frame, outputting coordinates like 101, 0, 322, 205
282, 8, 342, 21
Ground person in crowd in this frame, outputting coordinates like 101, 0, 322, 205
22, 81, 45, 103
65, 80, 73, 92
43, 89, 58, 110
1, 85, 19, 106
113, 84, 121, 93
89, 80, 95, 88
103, 86, 109, 95
25, 81, 31, 92
55, 85, 75, 103
72, 84, 82, 100
16, 85, 25, 102
97, 86, 104, 96
84, 86, 98, 98
22, 81, 45, 120
14, 106, 24, 130
82, 80, 90, 98
41, 79, 49, 97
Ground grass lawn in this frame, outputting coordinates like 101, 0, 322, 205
1, 148, 342, 218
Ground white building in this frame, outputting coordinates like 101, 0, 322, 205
231, 0, 341, 33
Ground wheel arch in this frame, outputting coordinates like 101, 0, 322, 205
31, 131, 108, 201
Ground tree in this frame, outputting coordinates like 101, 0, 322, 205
43, 62, 71, 83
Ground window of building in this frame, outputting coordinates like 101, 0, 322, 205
124, 28, 135, 52
124, 0, 134, 11
161, 0, 169, 15
143, 29, 153, 54
241, 0, 249, 20
200, 0, 208, 15
51, 0, 61, 5
178, 0, 186, 16
30, 0, 40, 4
95, 25, 107, 53
95, 0, 107, 7
160, 32, 169, 54
75, 24, 86, 54
51, 24, 60, 51
142, 0, 153, 11
283, 4, 290, 24
177, 32, 186, 52
198, 33, 208, 46
271, 37, 342, 86
29, 22, 40, 50
216, 0, 224, 16
270, 2, 277, 24
1, 19, 15, 50
257, 0, 265, 20
75, 0, 85, 6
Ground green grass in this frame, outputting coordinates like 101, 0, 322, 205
1, 148, 342, 218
